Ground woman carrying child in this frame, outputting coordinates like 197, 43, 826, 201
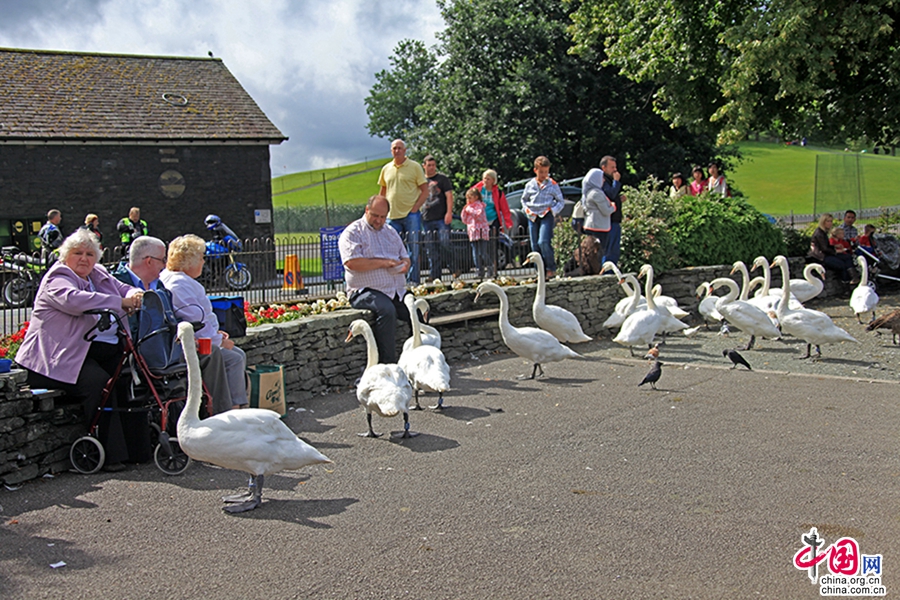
461, 187, 492, 280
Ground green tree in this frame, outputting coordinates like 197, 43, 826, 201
364, 39, 437, 141
366, 0, 724, 191
569, 0, 900, 147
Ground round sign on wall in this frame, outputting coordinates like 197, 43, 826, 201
159, 170, 186, 198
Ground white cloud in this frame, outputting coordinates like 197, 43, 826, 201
0, 0, 443, 173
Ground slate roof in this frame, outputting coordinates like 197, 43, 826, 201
0, 48, 286, 143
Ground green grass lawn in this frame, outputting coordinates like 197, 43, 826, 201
272, 158, 388, 207
729, 141, 900, 216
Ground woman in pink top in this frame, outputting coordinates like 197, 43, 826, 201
461, 187, 491, 279
688, 165, 707, 196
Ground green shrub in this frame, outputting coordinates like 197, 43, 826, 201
619, 178, 680, 273
670, 192, 785, 266
552, 221, 581, 273
778, 220, 811, 258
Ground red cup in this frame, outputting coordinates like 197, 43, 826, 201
197, 338, 212, 355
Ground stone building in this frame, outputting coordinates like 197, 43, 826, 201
0, 47, 286, 253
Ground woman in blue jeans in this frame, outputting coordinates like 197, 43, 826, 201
520, 156, 565, 278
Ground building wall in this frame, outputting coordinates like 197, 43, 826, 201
0, 144, 275, 250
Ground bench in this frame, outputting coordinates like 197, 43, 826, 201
428, 308, 499, 327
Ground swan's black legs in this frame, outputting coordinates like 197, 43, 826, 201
223, 474, 263, 513
517, 363, 544, 380
744, 335, 756, 350
410, 388, 423, 410
393, 412, 419, 438
359, 412, 382, 438
797, 343, 813, 359
223, 476, 255, 503
429, 393, 444, 410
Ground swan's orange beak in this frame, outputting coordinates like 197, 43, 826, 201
344, 330, 353, 343
523, 257, 532, 266
617, 278, 626, 285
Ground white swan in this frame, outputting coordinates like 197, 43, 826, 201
639, 264, 690, 319
613, 266, 680, 354
849, 255, 879, 323
346, 319, 416, 438
402, 297, 441, 352
524, 251, 591, 343
603, 268, 643, 329
398, 294, 451, 410
757, 256, 825, 304
772, 255, 857, 358
175, 322, 331, 513
475, 281, 581, 379
746, 256, 801, 313
696, 282, 724, 327
710, 277, 781, 350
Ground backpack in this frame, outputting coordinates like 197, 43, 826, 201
574, 236, 602, 275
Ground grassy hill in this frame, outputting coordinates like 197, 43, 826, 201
729, 141, 900, 216
271, 157, 388, 208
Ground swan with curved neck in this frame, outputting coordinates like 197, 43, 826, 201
475, 281, 581, 379
524, 252, 591, 343
772, 255, 857, 359
613, 266, 665, 355
639, 264, 689, 318
709, 277, 781, 350
403, 297, 441, 352
399, 294, 451, 409
176, 322, 331, 513
849, 254, 879, 323
346, 319, 416, 437
696, 282, 723, 328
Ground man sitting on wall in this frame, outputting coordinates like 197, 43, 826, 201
339, 194, 412, 363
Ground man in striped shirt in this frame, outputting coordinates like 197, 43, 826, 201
339, 195, 413, 363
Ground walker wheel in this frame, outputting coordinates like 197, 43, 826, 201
154, 438, 191, 475
70, 436, 105, 474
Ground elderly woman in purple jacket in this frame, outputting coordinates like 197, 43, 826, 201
16, 229, 143, 471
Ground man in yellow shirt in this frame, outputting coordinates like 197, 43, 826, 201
378, 139, 428, 283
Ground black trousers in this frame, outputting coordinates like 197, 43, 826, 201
349, 288, 412, 364
27, 341, 149, 464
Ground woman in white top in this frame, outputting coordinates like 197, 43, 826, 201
160, 234, 249, 410
707, 162, 728, 196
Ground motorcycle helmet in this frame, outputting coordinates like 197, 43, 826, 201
204, 214, 222, 230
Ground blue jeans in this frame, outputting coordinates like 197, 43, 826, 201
423, 219, 450, 282
605, 222, 621, 266
387, 212, 422, 284
528, 213, 557, 273
471, 239, 490, 278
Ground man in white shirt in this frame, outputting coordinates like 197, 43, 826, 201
339, 195, 412, 363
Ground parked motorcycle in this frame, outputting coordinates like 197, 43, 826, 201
1, 246, 53, 307
200, 215, 252, 291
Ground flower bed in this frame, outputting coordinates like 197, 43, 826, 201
0, 321, 29, 361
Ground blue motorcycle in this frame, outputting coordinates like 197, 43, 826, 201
201, 215, 252, 291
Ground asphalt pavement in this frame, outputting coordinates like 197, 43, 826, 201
2, 318, 898, 599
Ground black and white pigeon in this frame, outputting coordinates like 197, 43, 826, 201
723, 348, 752, 370
638, 360, 663, 390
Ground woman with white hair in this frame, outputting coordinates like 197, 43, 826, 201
161, 234, 249, 410
16, 229, 144, 471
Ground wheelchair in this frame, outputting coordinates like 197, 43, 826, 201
69, 290, 212, 475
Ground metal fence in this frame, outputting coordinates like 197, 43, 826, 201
0, 231, 538, 335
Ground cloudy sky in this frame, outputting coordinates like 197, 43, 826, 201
0, 0, 443, 176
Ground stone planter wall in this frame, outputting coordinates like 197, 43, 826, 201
0, 370, 82, 486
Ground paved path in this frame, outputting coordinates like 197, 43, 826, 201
1, 341, 897, 598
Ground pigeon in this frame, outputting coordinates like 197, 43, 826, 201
723, 348, 752, 370
638, 360, 662, 390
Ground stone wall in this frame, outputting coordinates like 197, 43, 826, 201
0, 371, 82, 486
235, 261, 805, 396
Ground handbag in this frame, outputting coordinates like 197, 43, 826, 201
247, 365, 286, 416
210, 295, 247, 338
